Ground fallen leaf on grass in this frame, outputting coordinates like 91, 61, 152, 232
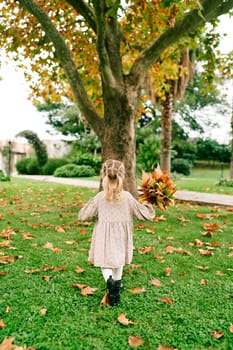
0, 271, 8, 276
79, 229, 88, 235
158, 346, 178, 350
42, 275, 52, 282
6, 305, 10, 313
0, 337, 35, 350
229, 324, 233, 333
177, 216, 190, 222
65, 240, 76, 245
55, 225, 65, 233
139, 246, 154, 254
210, 331, 224, 339
71, 283, 98, 296
153, 215, 166, 222
0, 228, 16, 239
165, 245, 192, 255
149, 279, 162, 287
40, 308, 47, 315
0, 256, 15, 264
117, 313, 136, 326
199, 249, 213, 256
128, 287, 145, 294
164, 267, 171, 276
0, 319, 5, 329
200, 279, 208, 285
158, 297, 174, 304
100, 292, 111, 307
203, 223, 224, 231
43, 242, 62, 252
81, 286, 98, 296
75, 266, 85, 274
195, 265, 209, 271
128, 335, 144, 347
22, 233, 34, 240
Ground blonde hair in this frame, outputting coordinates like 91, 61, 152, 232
101, 159, 125, 201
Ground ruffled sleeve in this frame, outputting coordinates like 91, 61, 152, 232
78, 196, 98, 221
133, 200, 155, 221
125, 191, 155, 221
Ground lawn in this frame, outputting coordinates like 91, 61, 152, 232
0, 178, 233, 350
175, 167, 233, 196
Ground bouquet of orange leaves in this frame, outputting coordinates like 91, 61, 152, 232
139, 164, 176, 211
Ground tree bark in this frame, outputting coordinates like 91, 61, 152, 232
160, 82, 175, 174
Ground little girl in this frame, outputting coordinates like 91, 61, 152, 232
78, 159, 155, 306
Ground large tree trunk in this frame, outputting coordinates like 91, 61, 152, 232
160, 82, 175, 174
101, 115, 137, 197
230, 97, 233, 179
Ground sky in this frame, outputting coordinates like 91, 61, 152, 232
0, 13, 232, 143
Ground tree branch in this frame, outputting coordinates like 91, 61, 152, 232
16, 0, 104, 137
92, 0, 116, 90
65, 0, 97, 33
128, 0, 233, 89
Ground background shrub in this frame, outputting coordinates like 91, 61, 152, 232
25, 158, 41, 175
42, 158, 69, 175
171, 158, 191, 176
54, 164, 95, 178
71, 153, 101, 174
16, 157, 40, 175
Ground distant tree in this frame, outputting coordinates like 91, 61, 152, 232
16, 130, 48, 168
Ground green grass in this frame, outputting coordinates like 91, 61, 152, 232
0, 178, 233, 349
175, 167, 233, 195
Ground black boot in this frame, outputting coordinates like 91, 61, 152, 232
113, 279, 123, 305
107, 276, 123, 306
107, 276, 115, 306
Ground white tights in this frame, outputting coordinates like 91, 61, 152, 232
101, 266, 123, 282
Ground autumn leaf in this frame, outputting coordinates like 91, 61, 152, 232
210, 330, 224, 339
229, 324, 233, 333
149, 279, 162, 287
128, 335, 144, 347
139, 246, 154, 254
164, 267, 171, 276
136, 223, 146, 230
55, 225, 65, 233
40, 308, 47, 315
0, 271, 8, 276
81, 286, 98, 296
199, 249, 213, 256
0, 319, 5, 329
117, 313, 136, 326
65, 240, 76, 245
128, 287, 146, 294
22, 233, 34, 240
0, 256, 15, 264
158, 297, 174, 304
200, 279, 208, 285
42, 275, 52, 282
75, 266, 85, 274
177, 216, 190, 222
71, 283, 97, 296
153, 215, 166, 222
203, 223, 224, 231
195, 265, 209, 271
158, 346, 178, 350
71, 283, 88, 290
100, 292, 111, 307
